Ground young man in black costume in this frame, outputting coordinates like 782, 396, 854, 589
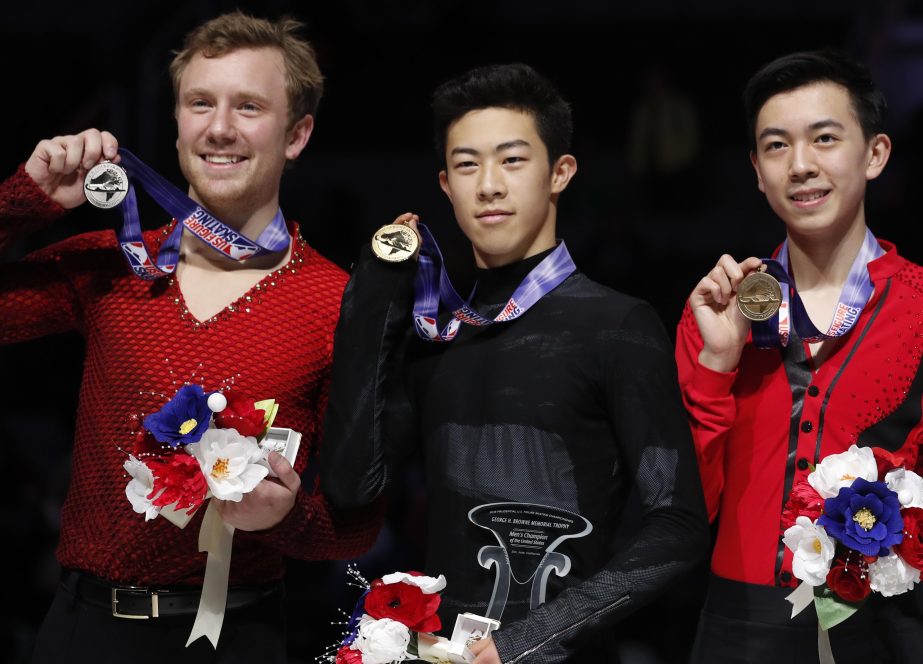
322, 63, 709, 664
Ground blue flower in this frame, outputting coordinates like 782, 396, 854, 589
143, 384, 212, 447
818, 478, 904, 557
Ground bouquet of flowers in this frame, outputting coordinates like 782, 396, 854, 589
120, 382, 302, 649
781, 444, 923, 629
327, 566, 446, 664
123, 383, 293, 526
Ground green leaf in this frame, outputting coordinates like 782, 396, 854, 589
813, 587, 862, 630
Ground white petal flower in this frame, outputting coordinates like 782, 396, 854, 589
885, 468, 923, 508
381, 571, 447, 594
808, 445, 878, 498
124, 455, 160, 521
869, 552, 921, 597
186, 428, 268, 501
782, 516, 835, 586
353, 615, 410, 664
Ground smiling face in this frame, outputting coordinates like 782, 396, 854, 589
750, 81, 890, 243
175, 47, 312, 227
438, 107, 576, 268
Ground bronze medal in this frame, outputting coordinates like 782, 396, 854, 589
736, 270, 783, 321
84, 161, 129, 209
371, 223, 420, 262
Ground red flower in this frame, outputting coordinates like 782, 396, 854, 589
894, 507, 923, 571
335, 646, 363, 664
364, 581, 441, 633
826, 550, 872, 603
781, 479, 824, 531
214, 394, 267, 437
148, 453, 208, 511
872, 446, 918, 478
131, 430, 168, 457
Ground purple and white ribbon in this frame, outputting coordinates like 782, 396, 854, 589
752, 229, 883, 348
112, 149, 289, 280
412, 223, 576, 342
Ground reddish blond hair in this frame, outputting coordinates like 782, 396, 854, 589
170, 10, 323, 127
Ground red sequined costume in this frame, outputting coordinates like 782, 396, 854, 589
0, 164, 378, 586
675, 240, 923, 589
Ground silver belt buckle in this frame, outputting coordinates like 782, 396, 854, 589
111, 586, 159, 619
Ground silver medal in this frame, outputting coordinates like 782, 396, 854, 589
84, 161, 129, 209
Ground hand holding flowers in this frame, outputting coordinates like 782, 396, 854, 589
123, 384, 287, 525
213, 450, 302, 531
121, 383, 299, 649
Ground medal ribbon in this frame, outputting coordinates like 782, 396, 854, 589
111, 149, 289, 280
412, 223, 577, 342
751, 228, 883, 348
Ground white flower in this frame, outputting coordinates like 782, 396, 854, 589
782, 516, 835, 586
869, 552, 921, 597
884, 467, 923, 508
124, 455, 160, 521
381, 571, 447, 594
185, 428, 268, 501
353, 615, 411, 664
808, 445, 877, 498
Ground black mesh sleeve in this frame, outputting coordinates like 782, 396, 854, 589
320, 244, 419, 510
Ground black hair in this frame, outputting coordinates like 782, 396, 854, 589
431, 63, 573, 166
743, 49, 887, 150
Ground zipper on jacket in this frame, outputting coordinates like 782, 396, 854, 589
504, 594, 630, 664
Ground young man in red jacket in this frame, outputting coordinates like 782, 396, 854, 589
676, 49, 923, 663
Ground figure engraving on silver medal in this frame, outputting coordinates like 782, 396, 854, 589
736, 270, 783, 322
84, 161, 128, 209
371, 223, 420, 262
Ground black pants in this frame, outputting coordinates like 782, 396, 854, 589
32, 575, 287, 664
690, 574, 890, 664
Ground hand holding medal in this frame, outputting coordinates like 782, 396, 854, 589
692, 230, 884, 356
693, 256, 785, 331
24, 128, 122, 211
688, 255, 764, 373
372, 211, 422, 262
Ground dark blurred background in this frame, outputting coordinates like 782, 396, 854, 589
3, 1, 923, 662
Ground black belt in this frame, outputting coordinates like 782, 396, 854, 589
704, 573, 876, 628
61, 568, 282, 620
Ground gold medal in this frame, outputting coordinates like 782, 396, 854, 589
371, 223, 420, 262
84, 161, 129, 209
736, 269, 783, 321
